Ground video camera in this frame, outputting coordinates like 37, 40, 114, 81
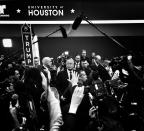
57, 51, 70, 65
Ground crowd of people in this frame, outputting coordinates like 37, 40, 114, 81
0, 49, 144, 131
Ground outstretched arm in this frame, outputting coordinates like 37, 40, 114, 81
41, 71, 63, 131
48, 86, 63, 131
69, 85, 84, 114
63, 85, 85, 131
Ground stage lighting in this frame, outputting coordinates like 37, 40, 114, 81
2, 38, 12, 47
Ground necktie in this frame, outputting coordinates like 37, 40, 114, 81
76, 63, 80, 68
70, 70, 72, 80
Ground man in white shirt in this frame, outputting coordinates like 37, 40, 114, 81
41, 57, 53, 84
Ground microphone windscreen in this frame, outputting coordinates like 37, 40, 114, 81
60, 26, 67, 38
72, 15, 83, 30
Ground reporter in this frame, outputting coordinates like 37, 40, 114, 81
62, 70, 91, 131
40, 71, 63, 131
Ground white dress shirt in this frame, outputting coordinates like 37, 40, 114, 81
43, 65, 51, 83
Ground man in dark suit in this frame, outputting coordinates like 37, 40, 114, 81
74, 54, 81, 72
80, 49, 90, 64
89, 52, 96, 66
56, 58, 75, 100
56, 57, 78, 120
80, 60, 92, 77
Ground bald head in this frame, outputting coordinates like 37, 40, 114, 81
95, 55, 101, 61
42, 57, 52, 67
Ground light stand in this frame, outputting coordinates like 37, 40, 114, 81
33, 26, 67, 44
83, 16, 127, 51
72, 14, 128, 51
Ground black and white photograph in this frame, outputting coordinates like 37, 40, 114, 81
0, 0, 144, 131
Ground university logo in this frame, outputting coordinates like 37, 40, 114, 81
0, 5, 10, 17
28, 6, 64, 17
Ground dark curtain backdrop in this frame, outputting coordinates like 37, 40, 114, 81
38, 37, 126, 60
0, 36, 143, 62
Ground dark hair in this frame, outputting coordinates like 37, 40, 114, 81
23, 67, 45, 111
24, 67, 42, 85
24, 67, 43, 94
92, 70, 99, 80
79, 70, 86, 77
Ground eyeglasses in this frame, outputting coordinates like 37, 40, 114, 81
15, 72, 20, 75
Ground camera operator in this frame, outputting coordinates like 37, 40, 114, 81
110, 54, 144, 104
126, 55, 144, 103
57, 51, 70, 74
109, 54, 144, 130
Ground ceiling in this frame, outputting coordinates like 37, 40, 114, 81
0, 0, 144, 37
0, 24, 144, 38
0, 0, 144, 61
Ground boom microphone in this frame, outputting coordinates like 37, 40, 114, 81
60, 26, 67, 38
72, 14, 83, 30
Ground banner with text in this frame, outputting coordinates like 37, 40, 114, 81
21, 24, 34, 66
0, 0, 144, 21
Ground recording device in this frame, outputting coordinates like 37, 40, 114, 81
131, 54, 144, 66
109, 54, 144, 71
84, 86, 91, 94
72, 14, 83, 30
109, 56, 128, 70
78, 79, 107, 98
57, 51, 70, 66
65, 51, 69, 56
64, 51, 68, 56
60, 26, 67, 38
57, 51, 69, 59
